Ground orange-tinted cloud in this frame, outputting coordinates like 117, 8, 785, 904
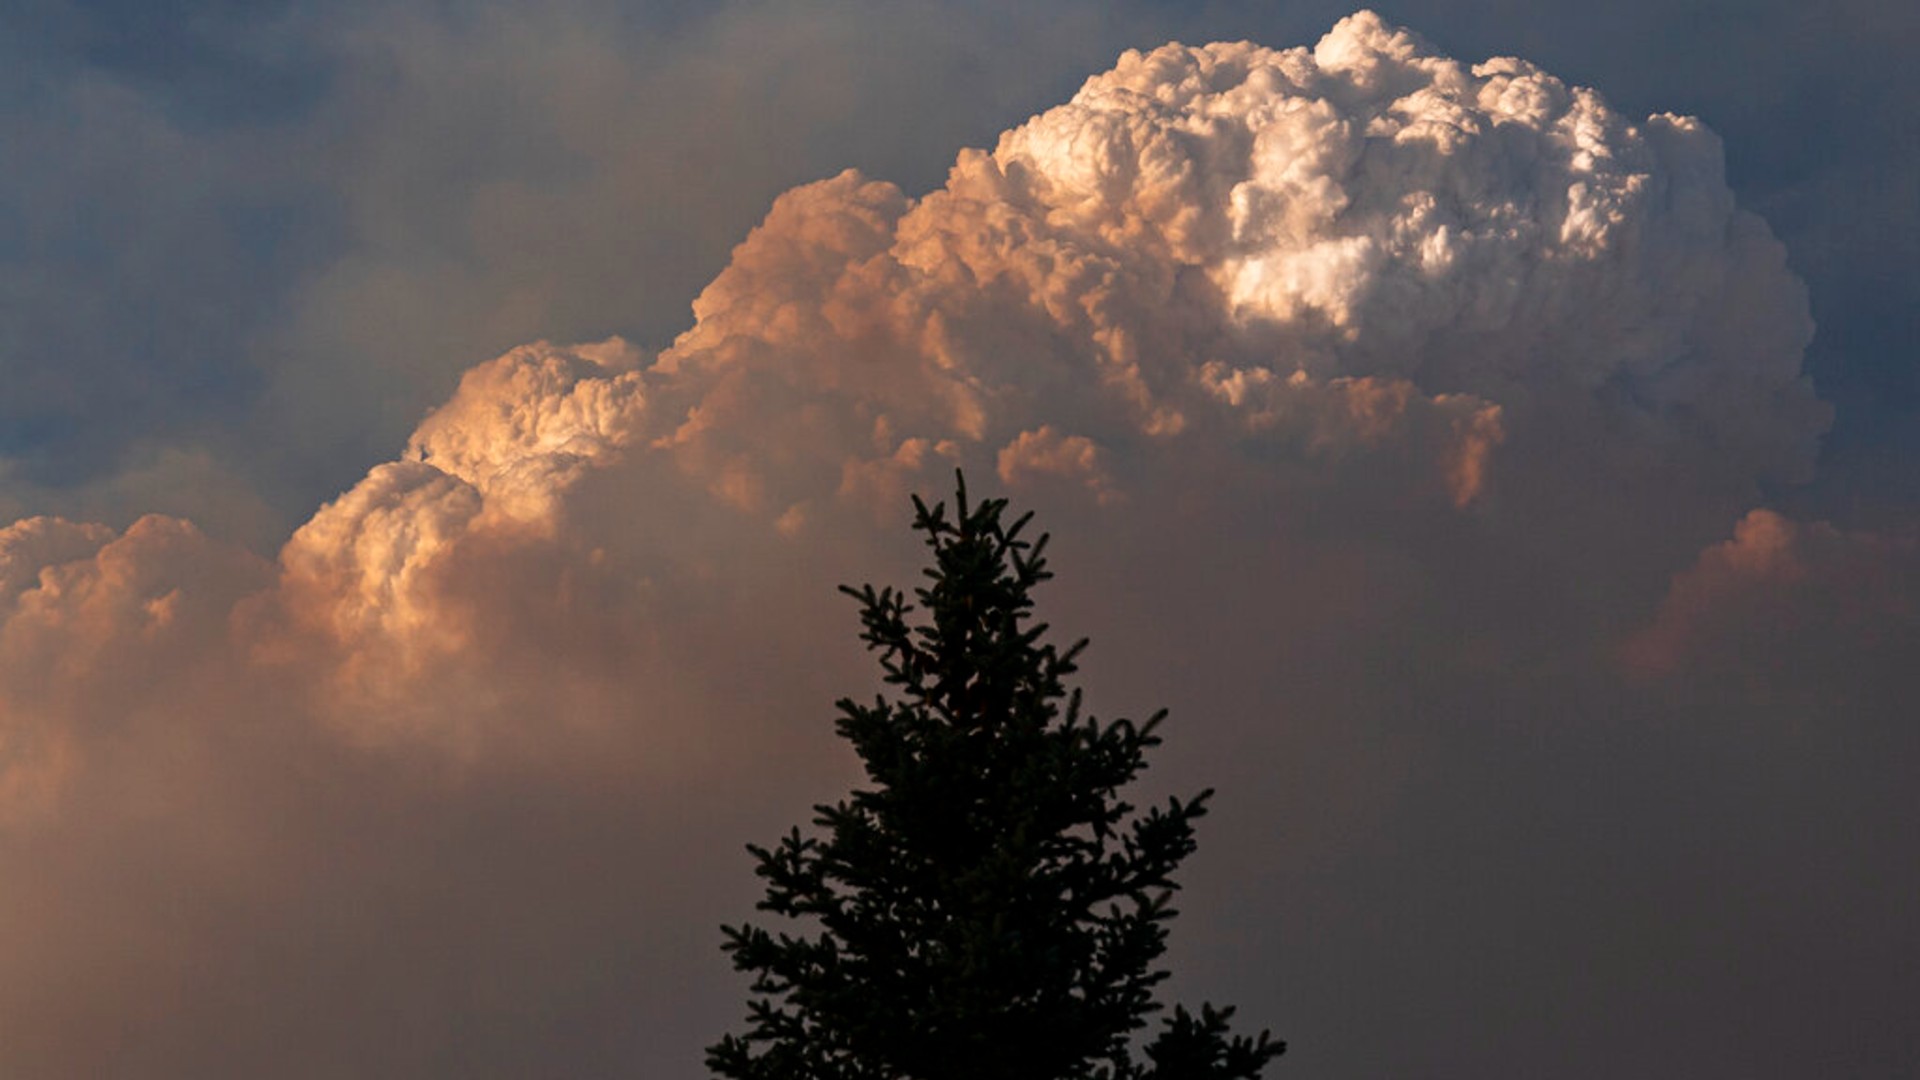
0, 12, 1881, 1078
1624, 509, 1920, 696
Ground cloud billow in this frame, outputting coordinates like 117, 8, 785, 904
242, 11, 1830, 739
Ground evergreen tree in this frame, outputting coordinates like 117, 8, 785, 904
708, 474, 1282, 1080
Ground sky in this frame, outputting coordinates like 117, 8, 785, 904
0, 2, 1915, 1077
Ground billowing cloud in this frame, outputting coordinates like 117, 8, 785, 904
0, 514, 270, 822
0, 11, 1902, 1079
255, 340, 650, 743
1625, 509, 1920, 705
193, 9, 1828, 754
641, 13, 1824, 523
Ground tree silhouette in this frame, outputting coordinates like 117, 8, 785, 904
708, 474, 1282, 1080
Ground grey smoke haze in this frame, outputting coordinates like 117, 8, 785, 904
0, 5, 1915, 1079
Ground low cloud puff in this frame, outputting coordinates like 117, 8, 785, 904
1625, 509, 1920, 706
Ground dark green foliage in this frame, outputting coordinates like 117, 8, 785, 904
708, 474, 1282, 1080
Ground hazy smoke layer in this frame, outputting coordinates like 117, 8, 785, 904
0, 12, 1904, 1080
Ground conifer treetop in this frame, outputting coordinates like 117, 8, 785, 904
708, 472, 1282, 1080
